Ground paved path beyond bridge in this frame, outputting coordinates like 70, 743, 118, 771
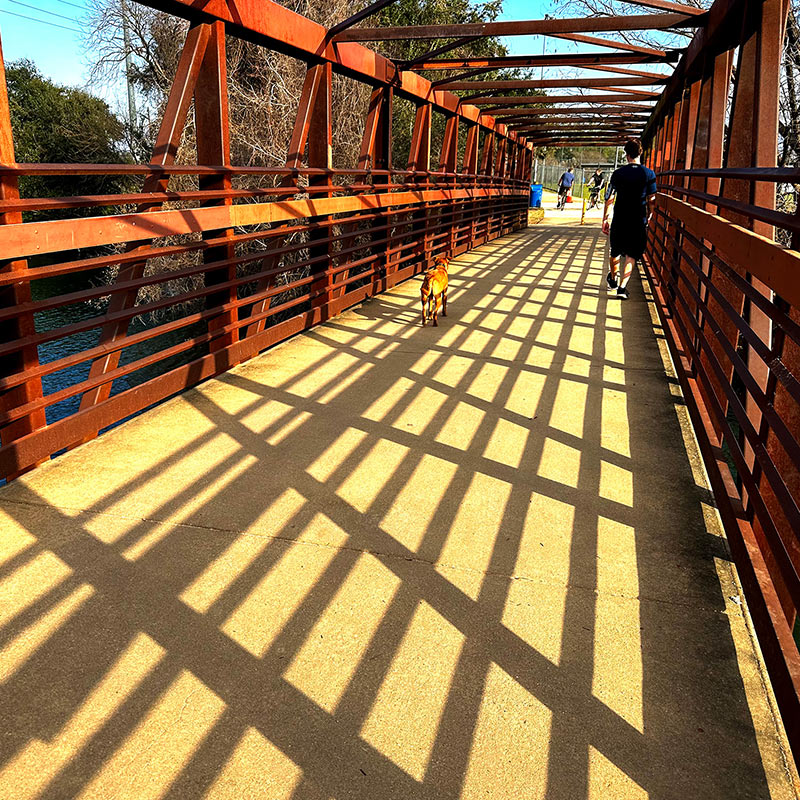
1, 216, 798, 799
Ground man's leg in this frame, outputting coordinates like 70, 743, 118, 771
619, 255, 635, 289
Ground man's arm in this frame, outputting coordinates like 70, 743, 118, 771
646, 194, 657, 224
645, 170, 658, 224
601, 194, 614, 235
601, 175, 616, 235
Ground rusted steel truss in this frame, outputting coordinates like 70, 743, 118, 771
642, 0, 800, 764
0, 0, 798, 768
0, 0, 533, 481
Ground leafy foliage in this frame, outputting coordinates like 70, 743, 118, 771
6, 60, 132, 220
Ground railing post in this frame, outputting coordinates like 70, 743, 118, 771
304, 63, 334, 316
358, 86, 393, 284
462, 121, 479, 250
439, 115, 459, 256
407, 102, 432, 267
75, 22, 211, 429
195, 20, 239, 354
0, 34, 47, 480
244, 61, 331, 337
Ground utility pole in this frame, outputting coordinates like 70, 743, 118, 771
121, 0, 137, 127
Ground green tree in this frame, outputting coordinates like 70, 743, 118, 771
6, 60, 131, 220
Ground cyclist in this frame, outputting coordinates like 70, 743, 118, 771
588, 168, 605, 210
557, 168, 574, 209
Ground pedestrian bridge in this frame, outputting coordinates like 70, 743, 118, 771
1, 214, 796, 798
2, 0, 800, 793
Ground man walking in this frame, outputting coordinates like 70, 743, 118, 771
601, 139, 657, 299
557, 167, 574, 210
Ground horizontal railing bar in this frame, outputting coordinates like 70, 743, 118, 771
642, 248, 800, 732
0, 250, 396, 426
674, 217, 800, 350
659, 167, 800, 182
0, 198, 519, 356
0, 178, 521, 213
660, 184, 798, 233
0, 208, 506, 420
647, 240, 800, 604
659, 217, 800, 477
0, 218, 396, 325
0, 162, 530, 184
657, 194, 800, 308
0, 210, 393, 287
0, 185, 528, 259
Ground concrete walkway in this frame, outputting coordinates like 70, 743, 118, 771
1, 217, 798, 799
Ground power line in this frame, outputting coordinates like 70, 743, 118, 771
51, 0, 87, 9
0, 6, 80, 30
7, 0, 79, 22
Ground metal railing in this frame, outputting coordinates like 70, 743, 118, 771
642, 0, 800, 751
0, 5, 533, 481
0, 163, 529, 479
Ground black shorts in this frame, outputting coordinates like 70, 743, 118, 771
558, 186, 569, 195
610, 219, 647, 259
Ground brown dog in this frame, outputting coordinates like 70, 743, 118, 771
420, 255, 449, 326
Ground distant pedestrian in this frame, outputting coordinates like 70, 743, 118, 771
588, 168, 604, 209
601, 139, 657, 300
557, 167, 574, 210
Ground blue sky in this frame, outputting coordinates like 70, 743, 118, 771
0, 0, 90, 86
2, 0, 560, 91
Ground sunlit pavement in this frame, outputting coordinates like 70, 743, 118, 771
1, 218, 798, 798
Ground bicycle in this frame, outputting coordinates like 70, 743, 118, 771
556, 190, 568, 210
587, 188, 601, 210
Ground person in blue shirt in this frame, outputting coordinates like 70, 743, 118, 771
557, 168, 575, 209
601, 139, 657, 300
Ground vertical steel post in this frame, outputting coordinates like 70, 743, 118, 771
358, 85, 393, 284
195, 20, 238, 352
76, 22, 211, 431
0, 34, 46, 478
407, 102, 432, 267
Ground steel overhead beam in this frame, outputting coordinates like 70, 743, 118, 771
329, 0, 399, 35
604, 86, 664, 96
532, 139, 628, 144
548, 31, 680, 57
534, 133, 630, 139
491, 106, 653, 116
398, 36, 482, 68
506, 118, 647, 126
431, 67, 497, 87
132, 0, 525, 141
507, 119, 649, 128
470, 93, 658, 104
512, 118, 645, 126
514, 120, 645, 128
531, 129, 637, 134
493, 108, 654, 119
405, 52, 679, 70
533, 140, 625, 145
580, 63, 672, 80
444, 76, 664, 90
514, 120, 642, 129
644, 0, 754, 141
333, 13, 702, 42
616, 0, 705, 13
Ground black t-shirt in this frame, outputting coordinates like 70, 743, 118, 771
590, 172, 604, 188
606, 163, 657, 222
